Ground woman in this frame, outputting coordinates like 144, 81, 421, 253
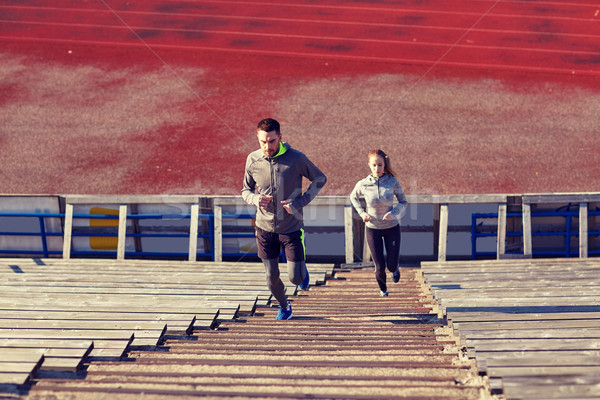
350, 149, 408, 296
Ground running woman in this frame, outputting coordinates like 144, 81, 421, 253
350, 149, 407, 296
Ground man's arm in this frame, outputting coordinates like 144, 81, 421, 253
241, 156, 260, 208
288, 154, 327, 212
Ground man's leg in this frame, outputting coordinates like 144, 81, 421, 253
280, 229, 308, 287
256, 227, 287, 307
262, 258, 287, 307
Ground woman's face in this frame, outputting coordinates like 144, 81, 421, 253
369, 155, 385, 177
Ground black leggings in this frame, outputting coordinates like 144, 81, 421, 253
365, 225, 401, 292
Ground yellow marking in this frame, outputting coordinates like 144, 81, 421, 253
89, 207, 118, 250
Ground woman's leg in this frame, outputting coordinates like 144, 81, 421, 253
384, 224, 401, 273
365, 227, 387, 292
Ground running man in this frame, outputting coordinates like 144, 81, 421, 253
242, 118, 327, 320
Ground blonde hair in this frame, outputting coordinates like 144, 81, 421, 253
368, 149, 395, 177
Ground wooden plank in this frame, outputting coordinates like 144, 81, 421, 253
437, 204, 448, 262
116, 204, 127, 260
466, 338, 600, 351
405, 194, 509, 204
0, 302, 238, 314
45, 348, 92, 359
448, 311, 600, 323
214, 195, 349, 207
65, 195, 199, 204
522, 202, 532, 257
0, 363, 41, 373
0, 293, 259, 306
0, 285, 271, 297
502, 378, 600, 399
487, 365, 600, 377
580, 202, 588, 258
0, 348, 46, 362
0, 348, 44, 385
0, 319, 167, 332
0, 257, 330, 383
0, 331, 134, 346
496, 203, 506, 259
62, 203, 73, 259
344, 205, 353, 264
421, 257, 600, 400
421, 258, 600, 270
477, 351, 600, 367
214, 205, 222, 262
188, 203, 199, 262
458, 327, 600, 339
0, 372, 34, 385
0, 339, 93, 350
40, 357, 84, 372
522, 193, 600, 204
0, 310, 205, 322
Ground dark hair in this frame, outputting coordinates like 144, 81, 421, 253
368, 149, 396, 177
257, 118, 280, 134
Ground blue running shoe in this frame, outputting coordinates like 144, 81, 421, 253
393, 269, 400, 283
275, 302, 293, 320
380, 290, 388, 297
299, 270, 310, 290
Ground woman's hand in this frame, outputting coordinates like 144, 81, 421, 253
363, 214, 372, 222
383, 212, 394, 221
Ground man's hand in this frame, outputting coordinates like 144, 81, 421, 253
281, 199, 293, 214
258, 195, 273, 209
363, 214, 372, 222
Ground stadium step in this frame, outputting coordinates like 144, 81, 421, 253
26, 266, 494, 399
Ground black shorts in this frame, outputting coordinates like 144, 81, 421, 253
255, 226, 305, 261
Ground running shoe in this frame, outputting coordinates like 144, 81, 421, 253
299, 270, 310, 290
380, 290, 388, 297
393, 269, 400, 283
275, 302, 293, 320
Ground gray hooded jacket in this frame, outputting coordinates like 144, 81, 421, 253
242, 142, 327, 233
350, 173, 407, 229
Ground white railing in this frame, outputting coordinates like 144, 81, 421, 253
2, 192, 599, 262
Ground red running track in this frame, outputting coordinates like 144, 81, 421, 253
0, 0, 599, 195
1, 0, 599, 75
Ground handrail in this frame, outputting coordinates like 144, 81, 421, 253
472, 209, 600, 259
2, 193, 600, 262
0, 210, 214, 260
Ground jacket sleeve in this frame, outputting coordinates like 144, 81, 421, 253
241, 156, 260, 208
349, 180, 368, 220
289, 154, 327, 211
389, 179, 408, 219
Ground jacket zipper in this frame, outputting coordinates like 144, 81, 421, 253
270, 158, 277, 230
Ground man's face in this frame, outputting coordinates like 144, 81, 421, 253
257, 129, 281, 157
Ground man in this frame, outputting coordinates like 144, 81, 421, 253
242, 118, 327, 320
